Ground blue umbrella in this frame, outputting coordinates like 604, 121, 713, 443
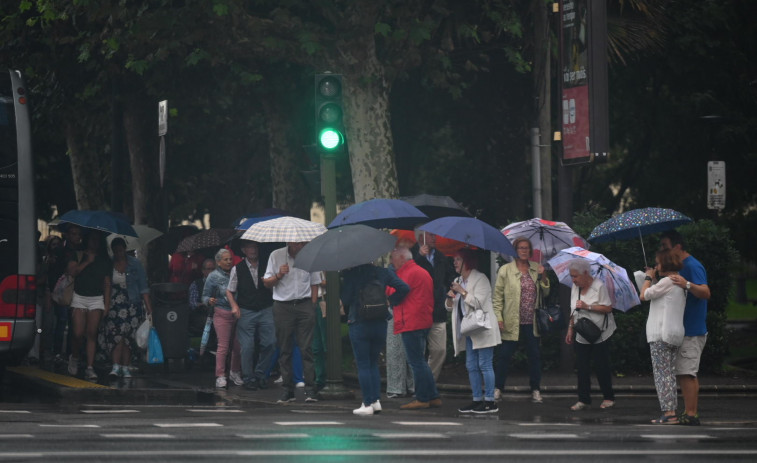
328, 198, 428, 230
588, 207, 692, 266
418, 217, 517, 257
58, 210, 137, 237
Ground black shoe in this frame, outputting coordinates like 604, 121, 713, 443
304, 387, 320, 403
277, 389, 295, 404
472, 401, 499, 414
679, 414, 701, 426
256, 378, 268, 390
458, 401, 482, 413
243, 379, 259, 391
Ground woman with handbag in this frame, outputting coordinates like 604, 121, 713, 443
99, 238, 153, 378
640, 249, 686, 424
446, 248, 501, 414
565, 259, 616, 410
492, 237, 550, 403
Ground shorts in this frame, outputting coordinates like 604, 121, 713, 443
674, 334, 707, 377
70, 292, 106, 311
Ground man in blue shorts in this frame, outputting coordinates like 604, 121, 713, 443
659, 230, 711, 426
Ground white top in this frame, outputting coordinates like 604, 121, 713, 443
570, 278, 616, 344
227, 259, 259, 292
264, 246, 322, 301
642, 276, 686, 346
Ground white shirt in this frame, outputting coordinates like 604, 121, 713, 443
643, 276, 686, 346
227, 258, 259, 293
570, 278, 616, 344
264, 246, 322, 301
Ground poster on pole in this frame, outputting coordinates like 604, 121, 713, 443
707, 161, 725, 210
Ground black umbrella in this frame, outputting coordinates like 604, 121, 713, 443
175, 228, 237, 253
400, 194, 470, 220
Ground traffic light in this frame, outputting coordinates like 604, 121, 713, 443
314, 73, 345, 156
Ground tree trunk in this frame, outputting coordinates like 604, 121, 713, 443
64, 122, 107, 211
122, 100, 157, 226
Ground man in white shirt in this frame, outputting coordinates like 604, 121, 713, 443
263, 242, 322, 403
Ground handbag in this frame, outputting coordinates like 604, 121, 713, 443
146, 326, 164, 364
461, 309, 490, 336
52, 273, 74, 306
535, 290, 564, 335
573, 316, 603, 343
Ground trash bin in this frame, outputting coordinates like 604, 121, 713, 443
151, 283, 189, 360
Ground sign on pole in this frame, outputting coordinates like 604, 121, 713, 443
707, 161, 725, 210
158, 100, 168, 136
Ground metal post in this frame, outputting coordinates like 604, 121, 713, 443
531, 127, 543, 218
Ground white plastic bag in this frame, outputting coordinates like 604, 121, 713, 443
136, 315, 151, 350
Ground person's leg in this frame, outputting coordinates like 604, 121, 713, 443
465, 337, 483, 401
402, 329, 438, 402
312, 303, 327, 388
292, 342, 304, 384
367, 321, 387, 405
53, 303, 68, 356
593, 338, 615, 401
295, 302, 316, 388
385, 324, 406, 395
426, 322, 447, 381
478, 346, 495, 402
236, 309, 255, 383
254, 307, 276, 382
212, 309, 233, 378
70, 308, 85, 363
675, 335, 706, 418
574, 341, 592, 404
272, 302, 296, 389
494, 340, 517, 390
650, 341, 678, 415
521, 324, 542, 391
229, 318, 242, 376
349, 322, 372, 405
84, 309, 103, 368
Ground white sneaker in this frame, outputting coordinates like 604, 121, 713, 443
215, 376, 227, 388
274, 376, 283, 384
532, 390, 543, 404
295, 381, 305, 388
84, 366, 98, 381
67, 355, 78, 376
109, 364, 121, 377
121, 365, 132, 378
370, 400, 382, 414
229, 371, 244, 386
494, 388, 502, 401
353, 403, 374, 415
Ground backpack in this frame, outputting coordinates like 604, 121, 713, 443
358, 279, 389, 321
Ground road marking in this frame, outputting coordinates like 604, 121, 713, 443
509, 433, 580, 439
81, 409, 139, 414
39, 424, 100, 428
372, 433, 448, 439
641, 434, 714, 440
237, 433, 310, 439
392, 421, 461, 426
518, 422, 578, 426
187, 408, 243, 413
101, 434, 174, 439
154, 423, 223, 428
0, 434, 33, 439
7, 366, 110, 389
0, 410, 31, 414
274, 421, 343, 426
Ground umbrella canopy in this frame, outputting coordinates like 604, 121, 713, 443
400, 194, 470, 220
241, 216, 327, 242
418, 217, 517, 257
502, 218, 587, 263
235, 214, 284, 231
175, 228, 237, 253
58, 210, 137, 237
294, 225, 397, 272
547, 246, 641, 312
328, 198, 428, 230
107, 225, 163, 252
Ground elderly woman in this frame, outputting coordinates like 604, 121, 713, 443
640, 249, 686, 424
565, 259, 616, 410
202, 249, 242, 389
492, 237, 550, 403
101, 238, 153, 378
447, 248, 501, 414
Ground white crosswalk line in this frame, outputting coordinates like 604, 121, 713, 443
275, 421, 343, 426
372, 433, 448, 439
392, 421, 461, 426
81, 409, 139, 414
100, 434, 174, 439
509, 433, 580, 439
0, 410, 31, 414
187, 409, 243, 413
641, 434, 714, 439
0, 434, 33, 439
39, 424, 100, 428
154, 423, 223, 428
238, 433, 310, 439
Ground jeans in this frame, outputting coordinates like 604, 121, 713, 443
494, 324, 542, 391
349, 320, 387, 406
236, 306, 276, 383
273, 300, 316, 389
466, 337, 495, 401
574, 337, 615, 404
401, 329, 439, 403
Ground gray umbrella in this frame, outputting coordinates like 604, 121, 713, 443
294, 224, 397, 272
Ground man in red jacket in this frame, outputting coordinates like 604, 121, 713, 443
390, 246, 441, 410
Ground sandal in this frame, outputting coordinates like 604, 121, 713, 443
570, 401, 588, 411
600, 400, 615, 409
651, 414, 679, 425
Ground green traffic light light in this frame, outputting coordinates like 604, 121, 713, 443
319, 128, 343, 150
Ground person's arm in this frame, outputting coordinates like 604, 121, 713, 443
492, 266, 506, 330
202, 273, 217, 307
142, 292, 153, 315
536, 264, 550, 296
640, 268, 661, 301
103, 275, 112, 313
385, 268, 410, 306
670, 273, 711, 300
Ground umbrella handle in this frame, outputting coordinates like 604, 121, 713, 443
638, 227, 648, 268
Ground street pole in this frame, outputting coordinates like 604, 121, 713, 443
531, 127, 543, 218
319, 155, 353, 399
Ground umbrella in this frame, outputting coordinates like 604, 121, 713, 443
235, 214, 284, 231
175, 228, 237, 253
502, 218, 587, 263
328, 198, 428, 230
294, 224, 397, 272
547, 246, 641, 312
107, 225, 163, 252
400, 194, 471, 219
58, 210, 137, 237
588, 207, 692, 266
199, 315, 213, 356
418, 217, 517, 257
240, 216, 327, 242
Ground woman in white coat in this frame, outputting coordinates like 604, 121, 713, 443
446, 248, 501, 414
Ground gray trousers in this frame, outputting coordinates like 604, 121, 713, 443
273, 300, 316, 390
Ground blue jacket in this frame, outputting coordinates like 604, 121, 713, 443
341, 264, 410, 324
202, 267, 232, 311
124, 255, 150, 304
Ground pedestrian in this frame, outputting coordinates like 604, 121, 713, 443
492, 237, 550, 403
263, 242, 322, 403
640, 248, 686, 424
342, 263, 410, 415
411, 228, 455, 381
565, 259, 616, 411
447, 248, 501, 414
67, 230, 112, 381
659, 230, 710, 425
226, 240, 275, 391
202, 248, 243, 389
101, 238, 153, 378
389, 246, 442, 410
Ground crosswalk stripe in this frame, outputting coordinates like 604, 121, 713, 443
0, 434, 33, 439
392, 421, 461, 426
641, 434, 714, 439
274, 421, 343, 426
39, 424, 100, 428
372, 433, 448, 439
100, 434, 174, 439
154, 423, 223, 428
509, 433, 580, 439
187, 409, 243, 413
0, 410, 31, 414
237, 433, 310, 439
81, 410, 139, 414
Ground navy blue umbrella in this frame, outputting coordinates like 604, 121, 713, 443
58, 210, 137, 237
328, 198, 428, 230
400, 194, 470, 220
418, 217, 517, 257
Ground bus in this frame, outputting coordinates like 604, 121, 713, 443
0, 69, 37, 368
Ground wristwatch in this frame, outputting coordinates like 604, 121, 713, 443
644, 276, 652, 281
686, 281, 691, 290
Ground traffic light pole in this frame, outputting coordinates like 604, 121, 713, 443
319, 155, 353, 399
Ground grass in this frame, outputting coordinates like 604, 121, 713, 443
726, 279, 757, 321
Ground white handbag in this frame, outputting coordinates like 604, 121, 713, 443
460, 308, 490, 336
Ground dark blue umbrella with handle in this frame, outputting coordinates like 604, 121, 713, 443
328, 198, 428, 230
58, 210, 137, 237
418, 217, 517, 257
